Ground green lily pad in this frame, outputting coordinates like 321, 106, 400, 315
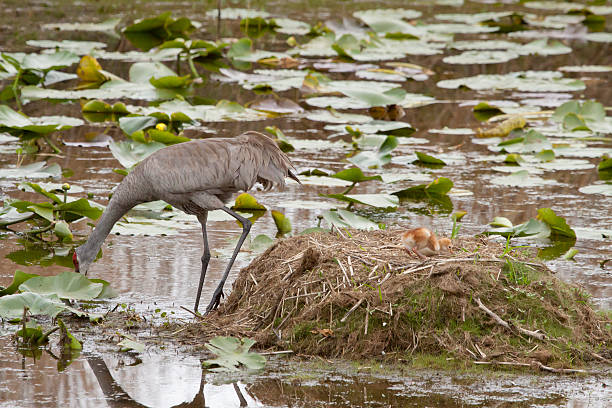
0, 105, 83, 134
109, 140, 166, 168
0, 292, 86, 319
203, 336, 266, 372
437, 71, 585, 92
19, 271, 104, 300
490, 170, 556, 187
332, 167, 382, 183
414, 152, 447, 166
490, 216, 513, 228
348, 135, 398, 169
321, 193, 399, 209
118, 335, 145, 353
579, 183, 612, 196
271, 210, 291, 234
207, 8, 270, 19
321, 209, 380, 230
0, 270, 38, 297
487, 218, 551, 239
232, 193, 266, 211
249, 234, 275, 252
444, 50, 519, 65
42, 18, 121, 33
393, 177, 454, 199
26, 40, 108, 54
0, 162, 61, 179
558, 65, 612, 73
536, 208, 576, 239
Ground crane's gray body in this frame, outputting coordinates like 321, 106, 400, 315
75, 131, 297, 312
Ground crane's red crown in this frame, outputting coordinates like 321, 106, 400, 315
73, 252, 79, 272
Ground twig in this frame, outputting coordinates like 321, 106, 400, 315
337, 259, 350, 284
364, 303, 369, 335
475, 298, 548, 341
347, 256, 354, 276
589, 351, 612, 365
180, 306, 205, 320
535, 361, 590, 374
340, 298, 365, 323
249, 272, 258, 286
259, 350, 294, 356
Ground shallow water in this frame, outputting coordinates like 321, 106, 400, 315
1, 0, 611, 406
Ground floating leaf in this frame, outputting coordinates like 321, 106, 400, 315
579, 183, 612, 196
477, 116, 526, 138
414, 152, 447, 166
0, 270, 38, 297
249, 234, 275, 252
232, 193, 266, 211
331, 167, 382, 183
321, 193, 399, 209
203, 336, 266, 372
54, 221, 73, 242
19, 271, 104, 300
271, 210, 291, 234
0, 292, 85, 319
57, 318, 82, 350
348, 135, 398, 169
536, 208, 576, 239
321, 209, 380, 230
118, 335, 145, 353
109, 140, 166, 168
490, 216, 513, 228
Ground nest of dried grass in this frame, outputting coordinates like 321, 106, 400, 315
178, 229, 611, 368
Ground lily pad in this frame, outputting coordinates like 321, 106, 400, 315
490, 170, 556, 187
232, 193, 266, 211
271, 210, 291, 234
109, 140, 166, 168
536, 208, 576, 239
0, 292, 86, 319
203, 336, 266, 372
579, 183, 612, 196
437, 71, 585, 93
0, 270, 38, 297
321, 209, 380, 230
118, 336, 145, 353
348, 135, 398, 169
321, 193, 399, 209
19, 271, 104, 300
0, 162, 61, 179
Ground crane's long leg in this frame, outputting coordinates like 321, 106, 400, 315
194, 212, 210, 313
205, 207, 251, 313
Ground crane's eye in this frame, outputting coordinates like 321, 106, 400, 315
73, 252, 80, 272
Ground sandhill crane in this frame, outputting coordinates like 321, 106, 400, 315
401, 227, 452, 259
73, 131, 300, 313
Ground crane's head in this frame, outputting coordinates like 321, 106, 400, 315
438, 238, 453, 254
72, 251, 80, 273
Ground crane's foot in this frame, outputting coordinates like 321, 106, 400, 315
205, 289, 225, 314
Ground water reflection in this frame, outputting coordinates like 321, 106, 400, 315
1, 337, 610, 407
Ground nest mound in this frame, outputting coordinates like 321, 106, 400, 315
184, 230, 611, 368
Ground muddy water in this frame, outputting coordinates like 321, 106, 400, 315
1, 0, 611, 406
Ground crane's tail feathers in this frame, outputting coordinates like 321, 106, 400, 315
288, 170, 301, 185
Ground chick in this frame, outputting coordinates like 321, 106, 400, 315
401, 227, 452, 259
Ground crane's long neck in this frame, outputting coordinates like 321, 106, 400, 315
76, 174, 148, 274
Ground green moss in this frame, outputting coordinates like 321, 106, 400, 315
292, 321, 316, 342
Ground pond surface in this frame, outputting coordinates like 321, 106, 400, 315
0, 0, 611, 406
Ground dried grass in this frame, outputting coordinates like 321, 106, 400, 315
168, 229, 612, 367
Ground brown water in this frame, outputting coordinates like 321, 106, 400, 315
1, 0, 611, 406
